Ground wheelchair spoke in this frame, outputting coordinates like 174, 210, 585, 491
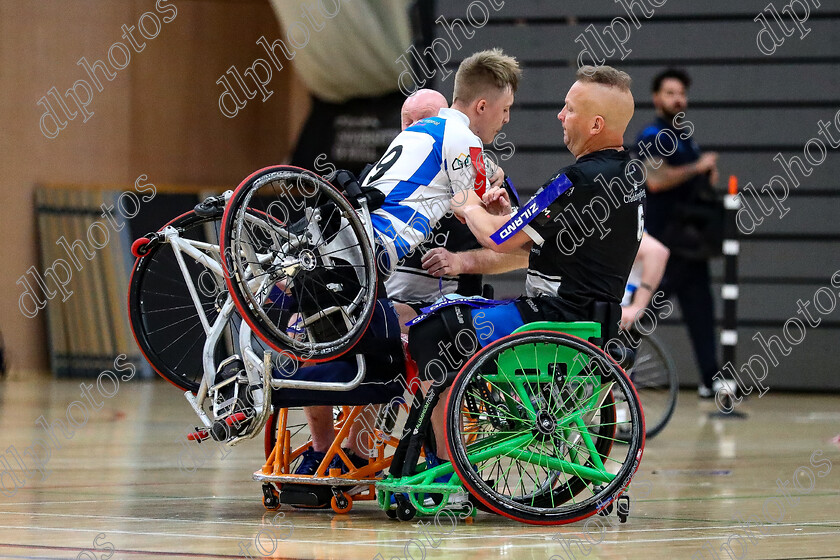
143, 302, 213, 314
315, 243, 365, 259
156, 319, 208, 354
170, 327, 211, 372
146, 310, 209, 337
129, 213, 251, 392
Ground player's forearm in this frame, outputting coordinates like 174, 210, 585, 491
633, 244, 669, 308
461, 205, 515, 252
630, 283, 654, 310
458, 248, 529, 274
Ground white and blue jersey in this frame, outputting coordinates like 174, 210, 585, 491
362, 108, 485, 271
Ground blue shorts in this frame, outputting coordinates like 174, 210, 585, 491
470, 301, 525, 347
270, 298, 407, 406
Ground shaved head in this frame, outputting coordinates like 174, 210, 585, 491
558, 67, 635, 158
401, 89, 448, 130
579, 81, 635, 136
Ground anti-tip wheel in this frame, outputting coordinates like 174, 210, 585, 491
262, 483, 281, 511
394, 494, 416, 521
330, 493, 353, 514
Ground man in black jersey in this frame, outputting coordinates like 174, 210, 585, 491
410, 65, 644, 461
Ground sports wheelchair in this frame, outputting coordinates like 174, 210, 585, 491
127, 165, 645, 524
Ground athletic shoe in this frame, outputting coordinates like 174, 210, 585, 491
712, 378, 738, 397
294, 446, 327, 476
330, 450, 380, 476
697, 384, 713, 399
423, 446, 455, 505
287, 446, 331, 508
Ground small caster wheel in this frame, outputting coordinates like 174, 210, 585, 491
616, 495, 631, 523
262, 483, 280, 511
385, 508, 398, 520
131, 237, 151, 258
394, 494, 416, 521
331, 493, 353, 514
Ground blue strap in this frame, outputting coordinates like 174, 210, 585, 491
489, 174, 573, 245
405, 295, 514, 327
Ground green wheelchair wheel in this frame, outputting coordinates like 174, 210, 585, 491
444, 329, 645, 525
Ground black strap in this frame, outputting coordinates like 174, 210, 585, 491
333, 168, 386, 211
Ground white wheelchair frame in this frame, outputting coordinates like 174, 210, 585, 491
160, 189, 378, 446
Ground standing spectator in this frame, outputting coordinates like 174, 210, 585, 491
635, 68, 722, 398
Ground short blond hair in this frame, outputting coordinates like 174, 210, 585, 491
453, 48, 521, 104
576, 65, 632, 92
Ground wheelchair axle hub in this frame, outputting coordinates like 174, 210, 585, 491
535, 410, 557, 435
298, 249, 317, 271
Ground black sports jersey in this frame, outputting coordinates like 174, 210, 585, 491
522, 149, 645, 308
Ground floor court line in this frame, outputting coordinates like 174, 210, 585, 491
0, 542, 292, 560
2, 509, 839, 539
2, 524, 838, 550
2, 386, 837, 559
0, 496, 218, 506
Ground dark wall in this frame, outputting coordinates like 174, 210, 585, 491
432, 0, 840, 391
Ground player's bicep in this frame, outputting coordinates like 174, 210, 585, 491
450, 186, 481, 213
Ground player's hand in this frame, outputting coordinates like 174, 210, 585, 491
709, 164, 720, 187
619, 305, 643, 330
488, 165, 505, 189
422, 247, 463, 277
482, 186, 511, 216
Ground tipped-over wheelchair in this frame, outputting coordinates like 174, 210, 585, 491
127, 166, 645, 524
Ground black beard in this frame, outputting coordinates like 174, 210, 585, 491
661, 108, 684, 124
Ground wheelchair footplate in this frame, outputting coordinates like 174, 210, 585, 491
256, 426, 392, 513
256, 471, 382, 514
376, 462, 477, 522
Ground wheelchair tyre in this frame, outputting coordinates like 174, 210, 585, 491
221, 166, 377, 362
444, 331, 644, 525
618, 332, 677, 441
128, 211, 230, 393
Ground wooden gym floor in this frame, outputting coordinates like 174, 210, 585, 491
0, 379, 838, 560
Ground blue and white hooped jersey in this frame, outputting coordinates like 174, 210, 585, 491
362, 108, 485, 267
